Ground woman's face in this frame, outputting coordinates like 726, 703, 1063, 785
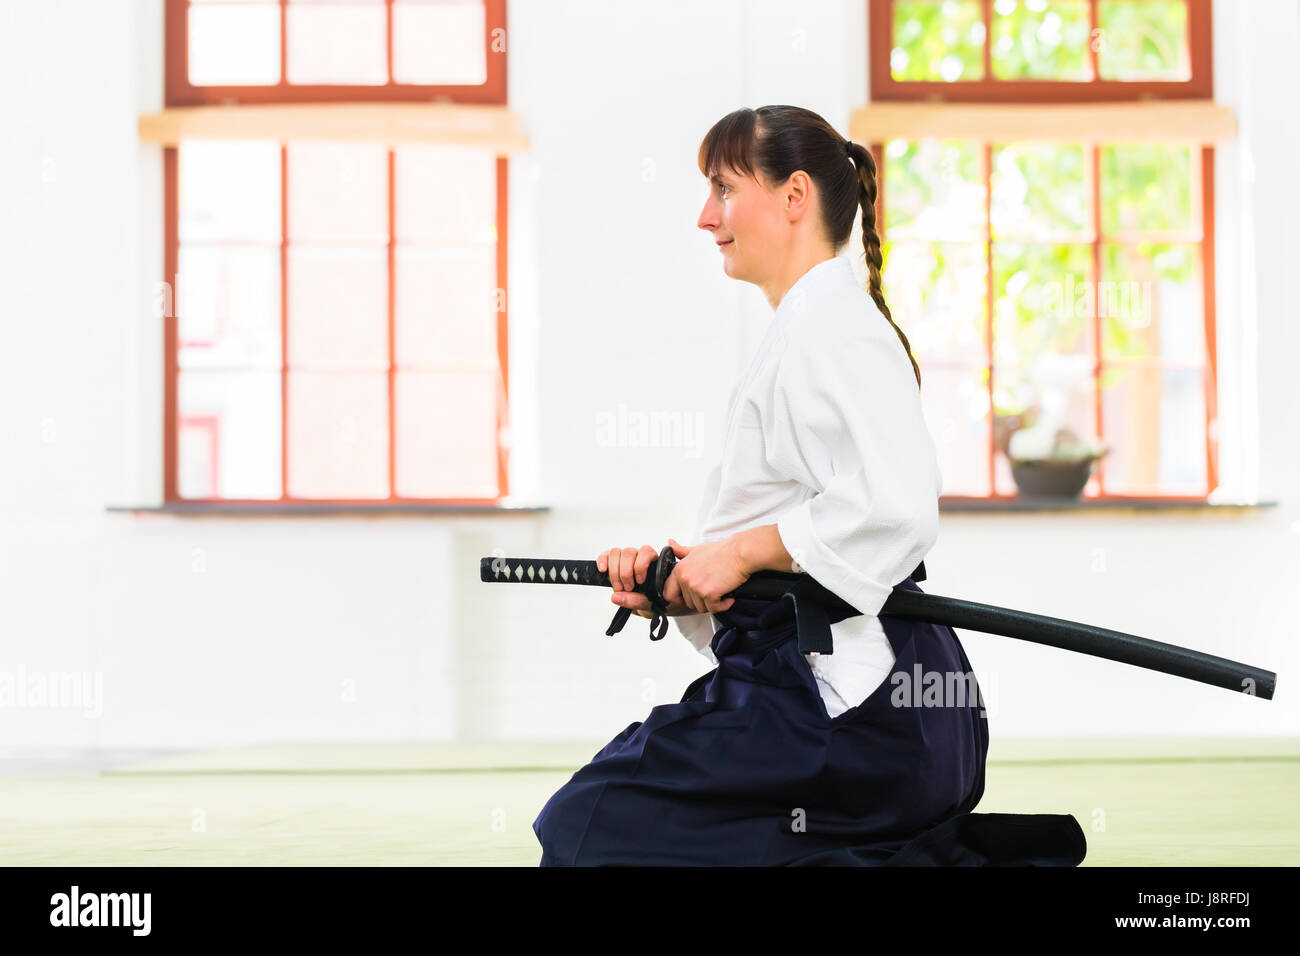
697, 163, 785, 284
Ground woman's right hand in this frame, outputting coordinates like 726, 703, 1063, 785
597, 545, 696, 618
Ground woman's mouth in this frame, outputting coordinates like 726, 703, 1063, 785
717, 240, 733, 250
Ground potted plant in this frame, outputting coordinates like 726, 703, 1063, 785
1007, 424, 1109, 500
993, 407, 1037, 459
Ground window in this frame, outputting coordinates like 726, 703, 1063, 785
160, 0, 511, 504
868, 0, 1218, 501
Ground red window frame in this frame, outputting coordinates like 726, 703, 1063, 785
162, 0, 511, 505
870, 0, 1218, 502
166, 0, 508, 105
870, 0, 1212, 102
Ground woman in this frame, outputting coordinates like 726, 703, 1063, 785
532, 105, 1086, 867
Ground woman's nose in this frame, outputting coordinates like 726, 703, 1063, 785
698, 197, 718, 232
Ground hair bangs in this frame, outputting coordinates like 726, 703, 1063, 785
697, 109, 758, 184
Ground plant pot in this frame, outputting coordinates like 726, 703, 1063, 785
1010, 457, 1097, 500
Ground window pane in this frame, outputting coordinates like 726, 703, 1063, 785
883, 139, 985, 241
891, 1, 985, 81
994, 354, 1097, 491
1100, 366, 1206, 493
287, 142, 388, 242
286, 0, 387, 85
179, 142, 281, 242
1098, 0, 1190, 81
920, 366, 991, 496
395, 245, 496, 367
287, 246, 388, 368
177, 370, 282, 499
991, 142, 1088, 241
1101, 243, 1203, 364
882, 241, 988, 363
287, 371, 389, 498
991, 0, 1092, 80
393, 0, 488, 85
992, 242, 1094, 362
177, 244, 281, 369
1101, 144, 1194, 235
188, 2, 281, 86
395, 145, 496, 243
991, 242, 1097, 489
395, 371, 498, 496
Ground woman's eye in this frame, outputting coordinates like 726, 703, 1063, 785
718, 184, 730, 198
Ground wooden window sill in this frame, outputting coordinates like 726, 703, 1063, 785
939, 498, 1277, 514
849, 100, 1237, 144
137, 102, 530, 152
105, 502, 550, 517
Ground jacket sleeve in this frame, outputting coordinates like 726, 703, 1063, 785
766, 326, 942, 618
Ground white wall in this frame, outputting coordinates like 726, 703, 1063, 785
0, 0, 1295, 751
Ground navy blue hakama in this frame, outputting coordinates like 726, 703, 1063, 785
532, 573, 1086, 866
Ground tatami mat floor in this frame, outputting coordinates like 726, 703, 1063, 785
3, 738, 1296, 865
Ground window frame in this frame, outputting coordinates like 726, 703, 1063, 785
166, 0, 508, 105
869, 0, 1218, 502
869, 0, 1212, 102
162, 0, 512, 506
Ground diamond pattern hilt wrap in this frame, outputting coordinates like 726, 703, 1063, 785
479, 546, 677, 642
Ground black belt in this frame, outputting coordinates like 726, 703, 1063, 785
607, 558, 927, 656
732, 560, 927, 655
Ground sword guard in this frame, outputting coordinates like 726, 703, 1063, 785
605, 544, 676, 641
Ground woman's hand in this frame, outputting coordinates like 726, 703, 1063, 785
661, 536, 749, 615
597, 545, 694, 619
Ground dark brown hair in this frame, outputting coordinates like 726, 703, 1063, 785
697, 105, 921, 388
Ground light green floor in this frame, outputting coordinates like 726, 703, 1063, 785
2, 738, 1297, 866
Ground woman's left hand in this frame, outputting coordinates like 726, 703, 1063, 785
662, 536, 751, 615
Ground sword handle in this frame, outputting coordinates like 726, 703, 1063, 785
479, 554, 620, 588
479, 546, 679, 641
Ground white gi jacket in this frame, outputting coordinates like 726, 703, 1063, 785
673, 254, 944, 718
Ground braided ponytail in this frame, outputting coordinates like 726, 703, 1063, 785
846, 139, 922, 390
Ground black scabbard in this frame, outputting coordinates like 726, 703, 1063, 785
479, 552, 1276, 699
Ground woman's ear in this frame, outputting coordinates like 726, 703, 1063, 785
783, 170, 813, 221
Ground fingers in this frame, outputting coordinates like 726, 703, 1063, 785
662, 569, 682, 607
604, 546, 644, 592
663, 570, 700, 615
612, 591, 651, 612
602, 545, 661, 593
634, 544, 657, 587
619, 547, 639, 591
668, 567, 695, 612
677, 578, 706, 615
606, 547, 627, 591
670, 569, 733, 616
666, 539, 708, 614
